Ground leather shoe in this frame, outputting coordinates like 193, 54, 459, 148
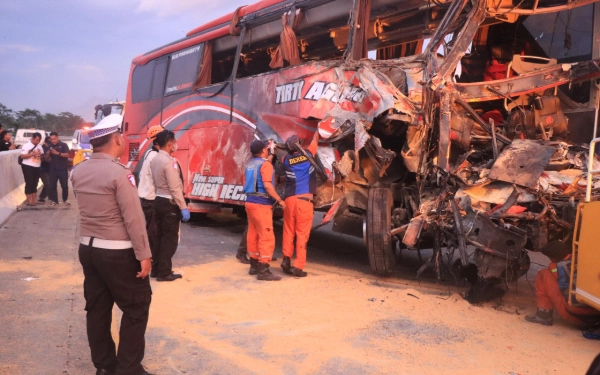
157, 274, 180, 282
171, 273, 182, 279
96, 369, 113, 375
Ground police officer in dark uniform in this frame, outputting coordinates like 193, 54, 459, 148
70, 114, 154, 375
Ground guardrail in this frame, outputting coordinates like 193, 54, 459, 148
0, 150, 26, 225
0, 150, 24, 198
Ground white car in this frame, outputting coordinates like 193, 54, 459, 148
14, 129, 46, 148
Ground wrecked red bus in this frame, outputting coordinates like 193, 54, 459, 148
122, 0, 600, 298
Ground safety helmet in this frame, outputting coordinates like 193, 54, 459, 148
147, 125, 164, 140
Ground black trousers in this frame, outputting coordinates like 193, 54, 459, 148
237, 225, 248, 256
49, 169, 69, 203
21, 164, 40, 195
153, 197, 181, 278
140, 198, 157, 253
79, 244, 152, 375
39, 170, 49, 200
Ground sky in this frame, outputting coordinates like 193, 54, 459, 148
0, 0, 247, 122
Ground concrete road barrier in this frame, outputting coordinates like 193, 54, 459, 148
0, 150, 26, 225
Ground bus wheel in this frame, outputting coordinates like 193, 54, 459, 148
366, 187, 395, 276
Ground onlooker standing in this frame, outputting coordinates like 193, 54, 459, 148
20, 132, 44, 206
70, 114, 153, 375
38, 137, 51, 203
150, 130, 190, 282
138, 125, 163, 262
0, 130, 15, 151
48, 132, 71, 207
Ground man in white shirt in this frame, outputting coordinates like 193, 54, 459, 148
20, 132, 44, 206
138, 126, 163, 268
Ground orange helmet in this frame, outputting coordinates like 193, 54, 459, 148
147, 125, 164, 140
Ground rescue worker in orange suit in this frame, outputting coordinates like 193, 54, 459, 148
526, 240, 599, 327
243, 140, 286, 281
280, 131, 319, 277
236, 152, 278, 265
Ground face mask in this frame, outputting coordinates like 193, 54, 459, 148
172, 143, 178, 153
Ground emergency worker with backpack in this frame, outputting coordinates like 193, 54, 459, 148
280, 131, 319, 278
242, 140, 286, 281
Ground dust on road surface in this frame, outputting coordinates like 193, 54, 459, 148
0, 199, 597, 375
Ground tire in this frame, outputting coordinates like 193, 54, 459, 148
366, 187, 395, 276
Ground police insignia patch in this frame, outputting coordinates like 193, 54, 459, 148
173, 162, 178, 170
127, 174, 136, 187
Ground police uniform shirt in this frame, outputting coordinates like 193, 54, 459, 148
138, 148, 158, 200
149, 150, 186, 209
70, 153, 152, 261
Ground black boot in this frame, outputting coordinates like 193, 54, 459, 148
281, 256, 292, 274
257, 263, 281, 281
289, 267, 307, 277
249, 258, 259, 275
236, 250, 250, 264
525, 309, 553, 326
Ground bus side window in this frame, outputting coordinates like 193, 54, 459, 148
164, 43, 204, 96
131, 62, 154, 103
150, 58, 168, 100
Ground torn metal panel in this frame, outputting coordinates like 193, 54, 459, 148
429, 0, 487, 86
401, 124, 427, 173
402, 215, 425, 247
455, 181, 536, 205
462, 211, 527, 259
449, 103, 475, 151
363, 136, 396, 177
438, 90, 453, 171
488, 140, 555, 188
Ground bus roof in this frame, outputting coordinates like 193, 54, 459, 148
186, 0, 284, 37
132, 0, 287, 66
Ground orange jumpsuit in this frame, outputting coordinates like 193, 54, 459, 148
245, 161, 276, 264
535, 262, 598, 327
281, 139, 318, 270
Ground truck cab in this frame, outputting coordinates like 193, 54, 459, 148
14, 129, 46, 148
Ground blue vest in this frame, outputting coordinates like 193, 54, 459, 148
282, 150, 316, 198
243, 158, 274, 205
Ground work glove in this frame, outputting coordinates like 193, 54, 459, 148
181, 208, 191, 222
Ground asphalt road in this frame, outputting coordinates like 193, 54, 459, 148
0, 196, 597, 374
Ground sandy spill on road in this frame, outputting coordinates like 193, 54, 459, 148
0, 259, 79, 294
147, 258, 599, 375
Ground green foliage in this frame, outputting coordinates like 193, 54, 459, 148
0, 102, 85, 134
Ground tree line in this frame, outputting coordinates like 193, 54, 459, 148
0, 102, 88, 134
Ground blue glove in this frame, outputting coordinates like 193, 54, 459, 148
181, 208, 191, 222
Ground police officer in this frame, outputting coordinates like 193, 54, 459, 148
138, 126, 164, 260
150, 130, 190, 282
280, 131, 319, 277
243, 140, 285, 281
70, 114, 153, 375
